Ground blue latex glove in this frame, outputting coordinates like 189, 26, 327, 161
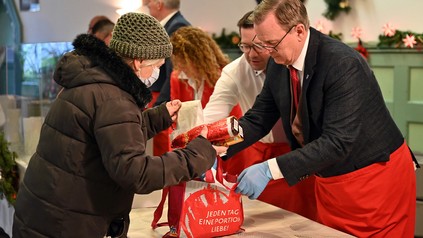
212, 157, 218, 170
235, 161, 272, 199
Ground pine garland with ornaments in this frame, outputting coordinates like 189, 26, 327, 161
0, 132, 19, 205
317, 1, 423, 54
211, 28, 240, 49
323, 0, 351, 20
378, 23, 423, 49
213, 1, 422, 56
314, 20, 423, 61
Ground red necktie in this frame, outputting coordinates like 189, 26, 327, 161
289, 66, 301, 110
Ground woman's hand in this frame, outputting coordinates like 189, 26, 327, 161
200, 125, 208, 138
166, 100, 182, 122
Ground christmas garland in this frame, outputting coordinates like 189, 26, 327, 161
213, 0, 351, 49
211, 28, 240, 49
0, 132, 19, 205
323, 0, 351, 20
378, 29, 423, 49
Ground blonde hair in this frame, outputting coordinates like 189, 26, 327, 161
170, 26, 230, 88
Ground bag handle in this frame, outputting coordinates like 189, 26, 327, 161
151, 157, 239, 230
151, 187, 170, 229
203, 156, 238, 191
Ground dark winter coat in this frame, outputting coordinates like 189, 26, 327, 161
13, 34, 216, 238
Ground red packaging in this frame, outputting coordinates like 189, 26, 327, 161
171, 116, 243, 148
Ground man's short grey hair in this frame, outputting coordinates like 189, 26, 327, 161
253, 0, 310, 31
160, 0, 180, 9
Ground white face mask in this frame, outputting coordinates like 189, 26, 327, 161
139, 66, 160, 87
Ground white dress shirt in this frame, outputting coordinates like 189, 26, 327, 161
268, 29, 311, 180
203, 54, 277, 144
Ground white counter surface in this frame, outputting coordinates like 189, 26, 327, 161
2, 189, 355, 237
128, 197, 356, 238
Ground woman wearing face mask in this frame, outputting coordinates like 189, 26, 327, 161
12, 13, 224, 238
137, 60, 161, 87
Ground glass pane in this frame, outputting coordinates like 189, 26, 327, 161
1, 41, 72, 159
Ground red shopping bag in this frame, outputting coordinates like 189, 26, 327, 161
151, 158, 244, 238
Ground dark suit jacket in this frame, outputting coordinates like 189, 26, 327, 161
151, 11, 190, 106
226, 27, 405, 186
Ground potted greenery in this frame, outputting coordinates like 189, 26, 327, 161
0, 132, 19, 205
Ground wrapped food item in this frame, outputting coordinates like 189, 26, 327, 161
171, 116, 243, 148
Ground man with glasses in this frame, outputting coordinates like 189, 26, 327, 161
224, 0, 419, 237
203, 11, 316, 221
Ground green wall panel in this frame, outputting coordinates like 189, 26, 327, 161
373, 67, 394, 102
410, 68, 423, 102
367, 49, 423, 152
409, 123, 423, 154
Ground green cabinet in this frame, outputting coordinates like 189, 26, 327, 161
368, 49, 423, 154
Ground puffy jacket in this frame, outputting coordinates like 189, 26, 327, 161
13, 34, 216, 238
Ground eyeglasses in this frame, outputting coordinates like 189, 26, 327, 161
252, 26, 295, 52
237, 43, 265, 53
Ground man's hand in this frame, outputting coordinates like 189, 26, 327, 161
235, 161, 272, 199
166, 100, 182, 122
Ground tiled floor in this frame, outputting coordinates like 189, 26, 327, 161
127, 207, 168, 238
127, 192, 164, 237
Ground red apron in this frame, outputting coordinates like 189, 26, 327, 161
146, 91, 160, 108
315, 141, 416, 237
225, 141, 317, 221
146, 90, 173, 156
153, 128, 172, 156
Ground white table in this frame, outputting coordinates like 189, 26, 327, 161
127, 197, 356, 238
2, 195, 356, 238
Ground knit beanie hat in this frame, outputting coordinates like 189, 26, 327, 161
109, 12, 172, 60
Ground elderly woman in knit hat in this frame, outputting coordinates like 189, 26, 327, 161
12, 13, 223, 238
